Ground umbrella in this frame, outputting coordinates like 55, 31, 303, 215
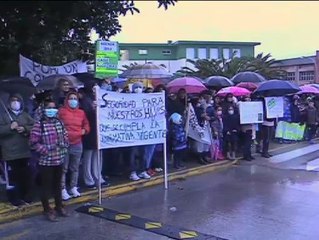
236, 82, 258, 91
37, 74, 83, 90
0, 77, 36, 100
253, 80, 301, 97
72, 73, 100, 83
120, 63, 173, 79
216, 86, 251, 97
310, 84, 319, 90
111, 77, 127, 89
167, 77, 207, 94
204, 76, 233, 87
231, 71, 266, 84
297, 85, 319, 95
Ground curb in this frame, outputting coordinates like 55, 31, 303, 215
0, 160, 237, 224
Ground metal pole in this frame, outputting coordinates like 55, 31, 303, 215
97, 150, 102, 205
163, 140, 168, 190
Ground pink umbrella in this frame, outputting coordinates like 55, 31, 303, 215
216, 86, 251, 97
167, 77, 207, 94
297, 85, 319, 95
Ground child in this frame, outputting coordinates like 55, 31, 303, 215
223, 106, 240, 160
169, 113, 187, 169
211, 106, 224, 160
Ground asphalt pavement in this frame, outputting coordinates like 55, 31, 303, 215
2, 142, 319, 240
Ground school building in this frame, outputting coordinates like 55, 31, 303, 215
271, 51, 319, 85
118, 40, 260, 73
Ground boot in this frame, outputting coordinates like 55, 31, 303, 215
226, 152, 232, 160
203, 152, 212, 163
198, 153, 208, 165
217, 151, 225, 160
231, 152, 236, 160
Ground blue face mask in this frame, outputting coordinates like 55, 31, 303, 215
44, 109, 58, 118
68, 99, 78, 109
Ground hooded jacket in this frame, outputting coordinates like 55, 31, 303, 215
58, 92, 90, 145
0, 94, 34, 161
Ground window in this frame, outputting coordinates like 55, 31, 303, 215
223, 48, 230, 59
162, 49, 171, 55
209, 48, 219, 59
287, 72, 296, 81
138, 49, 148, 55
186, 48, 195, 59
232, 49, 241, 58
299, 71, 315, 81
120, 50, 129, 60
197, 48, 207, 59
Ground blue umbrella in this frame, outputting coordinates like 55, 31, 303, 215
253, 80, 301, 97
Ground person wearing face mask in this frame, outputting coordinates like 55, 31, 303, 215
221, 93, 237, 115
223, 106, 240, 160
240, 96, 255, 161
30, 99, 69, 221
128, 82, 151, 181
58, 92, 90, 200
211, 106, 224, 160
100, 79, 113, 91
0, 94, 34, 206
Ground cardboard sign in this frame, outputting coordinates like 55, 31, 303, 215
239, 101, 264, 124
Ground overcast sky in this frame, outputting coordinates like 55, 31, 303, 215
106, 1, 319, 60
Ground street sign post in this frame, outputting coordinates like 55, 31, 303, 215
95, 40, 119, 79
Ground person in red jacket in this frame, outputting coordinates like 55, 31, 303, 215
58, 92, 90, 200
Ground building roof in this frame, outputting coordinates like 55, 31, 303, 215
119, 40, 261, 47
272, 56, 316, 67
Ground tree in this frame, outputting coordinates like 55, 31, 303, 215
0, 0, 177, 75
176, 53, 286, 80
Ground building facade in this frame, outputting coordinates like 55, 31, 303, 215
271, 51, 319, 85
118, 40, 260, 73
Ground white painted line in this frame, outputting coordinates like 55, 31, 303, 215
306, 158, 319, 171
269, 144, 319, 163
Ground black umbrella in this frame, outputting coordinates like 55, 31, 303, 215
72, 72, 100, 82
252, 80, 301, 97
204, 76, 233, 87
0, 77, 36, 99
231, 71, 266, 84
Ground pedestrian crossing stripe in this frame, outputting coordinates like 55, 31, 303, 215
145, 222, 162, 229
179, 231, 198, 239
76, 205, 226, 240
88, 206, 104, 213
115, 213, 131, 220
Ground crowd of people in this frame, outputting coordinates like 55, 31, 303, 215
0, 77, 318, 222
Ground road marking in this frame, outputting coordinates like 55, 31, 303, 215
179, 231, 199, 239
76, 205, 225, 240
115, 213, 131, 220
269, 144, 319, 163
145, 222, 162, 229
88, 206, 104, 213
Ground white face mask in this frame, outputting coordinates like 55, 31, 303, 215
10, 101, 21, 111
228, 110, 234, 115
134, 87, 143, 94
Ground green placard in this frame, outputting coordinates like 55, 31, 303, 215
95, 40, 119, 79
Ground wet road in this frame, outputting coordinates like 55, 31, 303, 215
2, 144, 319, 240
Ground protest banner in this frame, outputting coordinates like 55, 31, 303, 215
95, 40, 119, 79
187, 104, 212, 145
275, 121, 305, 140
96, 89, 166, 149
19, 55, 87, 86
239, 101, 264, 124
265, 97, 284, 118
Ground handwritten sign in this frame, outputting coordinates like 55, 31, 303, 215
239, 101, 264, 124
19, 55, 87, 86
265, 97, 284, 118
187, 104, 212, 144
96, 89, 166, 149
95, 41, 119, 79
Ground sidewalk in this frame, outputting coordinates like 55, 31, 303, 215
0, 140, 304, 224
0, 159, 236, 224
